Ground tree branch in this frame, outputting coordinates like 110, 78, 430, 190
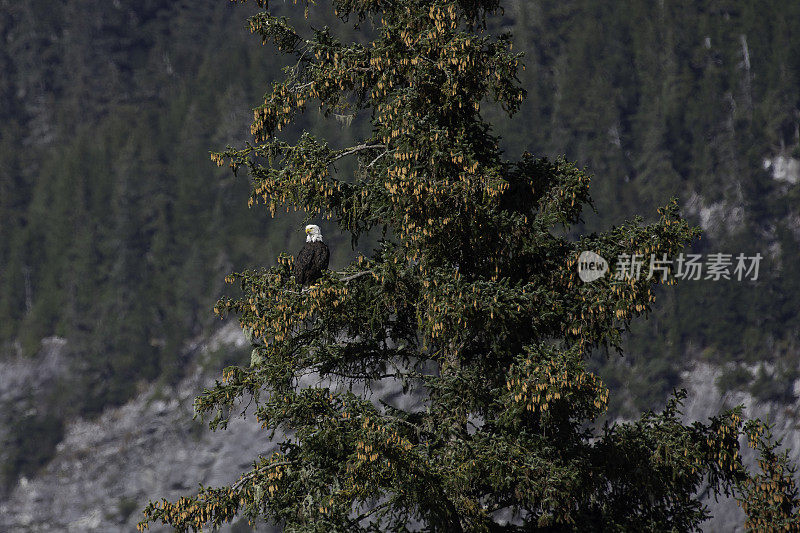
339, 270, 374, 283
366, 149, 395, 169
331, 144, 388, 163
231, 460, 293, 491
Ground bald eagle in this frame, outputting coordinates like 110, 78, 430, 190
294, 224, 330, 286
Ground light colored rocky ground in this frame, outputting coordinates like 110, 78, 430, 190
0, 324, 279, 532
0, 326, 797, 532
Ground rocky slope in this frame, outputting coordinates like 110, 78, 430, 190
0, 326, 797, 532
0, 324, 280, 532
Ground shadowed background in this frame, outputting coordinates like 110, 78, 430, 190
0, 1, 798, 530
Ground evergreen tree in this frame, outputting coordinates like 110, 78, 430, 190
135, 1, 800, 531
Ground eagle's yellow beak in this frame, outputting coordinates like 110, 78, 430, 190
305, 227, 311, 234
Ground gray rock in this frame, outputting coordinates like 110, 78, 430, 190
1, 328, 797, 532
0, 324, 277, 532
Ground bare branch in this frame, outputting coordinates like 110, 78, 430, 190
231, 460, 293, 491
331, 144, 388, 163
366, 149, 395, 169
339, 270, 374, 283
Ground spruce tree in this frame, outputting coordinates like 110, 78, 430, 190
140, 1, 800, 531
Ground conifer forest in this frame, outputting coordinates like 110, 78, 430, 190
1, 1, 799, 531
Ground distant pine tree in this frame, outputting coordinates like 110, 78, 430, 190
140, 1, 800, 531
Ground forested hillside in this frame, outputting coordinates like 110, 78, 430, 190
1, 0, 799, 495
499, 1, 800, 413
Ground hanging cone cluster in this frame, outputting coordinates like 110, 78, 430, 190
140, 1, 800, 531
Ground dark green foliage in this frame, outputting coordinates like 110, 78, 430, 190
0, 412, 64, 491
751, 365, 798, 405
739, 423, 800, 531
1, 0, 800, 514
135, 1, 799, 531
717, 365, 754, 394
119, 496, 142, 523
0, 1, 286, 394
500, 0, 800, 408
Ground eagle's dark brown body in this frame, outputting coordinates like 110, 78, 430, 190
294, 240, 330, 285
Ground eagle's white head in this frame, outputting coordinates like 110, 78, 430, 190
305, 224, 323, 243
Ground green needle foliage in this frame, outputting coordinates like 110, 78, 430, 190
140, 1, 800, 531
